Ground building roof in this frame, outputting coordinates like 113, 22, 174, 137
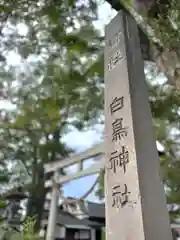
79, 201, 105, 219
58, 198, 105, 219
43, 209, 104, 229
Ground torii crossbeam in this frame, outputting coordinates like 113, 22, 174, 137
44, 141, 164, 188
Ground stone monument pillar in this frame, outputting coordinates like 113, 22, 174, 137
104, 11, 172, 240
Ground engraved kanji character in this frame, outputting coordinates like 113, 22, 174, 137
112, 184, 130, 208
112, 118, 128, 142
121, 184, 130, 207
109, 146, 129, 174
108, 32, 121, 49
112, 185, 121, 208
108, 57, 113, 71
114, 50, 122, 64
109, 151, 119, 173
119, 146, 129, 173
107, 51, 123, 71
110, 96, 124, 115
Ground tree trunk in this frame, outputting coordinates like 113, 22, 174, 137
26, 187, 47, 232
151, 45, 180, 91
131, 0, 180, 90
26, 164, 47, 232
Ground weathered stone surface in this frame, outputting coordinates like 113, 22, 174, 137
104, 11, 172, 240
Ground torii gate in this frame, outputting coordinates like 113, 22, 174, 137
44, 141, 164, 240
44, 143, 104, 240
44, 141, 164, 188
44, 143, 104, 188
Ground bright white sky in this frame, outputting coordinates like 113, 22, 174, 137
0, 2, 165, 202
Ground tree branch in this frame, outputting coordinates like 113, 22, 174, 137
78, 175, 100, 200
61, 175, 100, 204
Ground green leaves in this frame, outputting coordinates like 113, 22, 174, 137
0, 200, 5, 208
0, 0, 104, 232
0, 200, 5, 223
0, 217, 40, 240
20, 217, 40, 240
0, 173, 9, 183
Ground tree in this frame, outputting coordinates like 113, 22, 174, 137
0, 0, 104, 232
106, 0, 180, 91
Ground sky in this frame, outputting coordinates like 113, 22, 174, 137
0, 2, 165, 202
